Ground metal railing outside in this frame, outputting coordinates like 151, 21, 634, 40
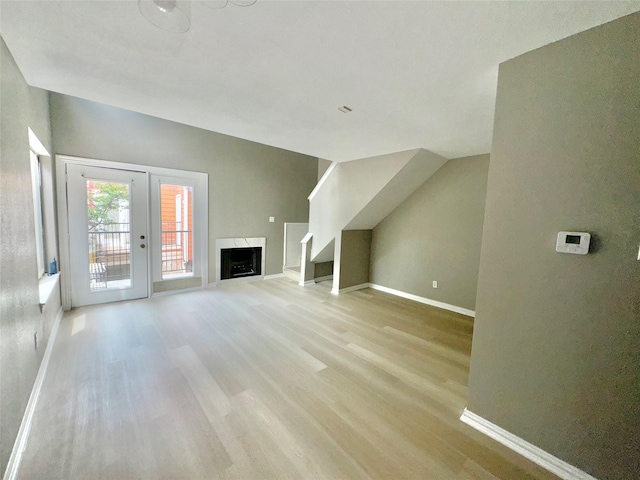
161, 221, 193, 276
88, 222, 131, 290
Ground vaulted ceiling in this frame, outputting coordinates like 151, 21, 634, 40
2, 1, 639, 161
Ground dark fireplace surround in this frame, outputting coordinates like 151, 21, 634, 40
220, 247, 262, 280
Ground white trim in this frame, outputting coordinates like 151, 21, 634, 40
264, 273, 284, 280
55, 155, 206, 180
4, 306, 63, 480
207, 282, 218, 288
56, 159, 72, 310
38, 273, 61, 311
307, 161, 337, 201
368, 283, 475, 317
460, 409, 598, 480
331, 282, 369, 295
299, 279, 316, 286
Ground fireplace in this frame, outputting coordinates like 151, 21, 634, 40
220, 247, 262, 280
216, 237, 266, 283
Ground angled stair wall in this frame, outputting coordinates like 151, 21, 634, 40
308, 148, 448, 263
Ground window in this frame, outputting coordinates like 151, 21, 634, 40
149, 169, 207, 294
30, 149, 46, 278
160, 183, 194, 279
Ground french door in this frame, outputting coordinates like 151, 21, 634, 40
66, 164, 148, 306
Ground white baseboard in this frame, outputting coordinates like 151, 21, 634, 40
460, 409, 598, 480
368, 283, 475, 317
299, 279, 316, 286
4, 306, 64, 480
331, 283, 370, 295
207, 281, 218, 288
264, 273, 285, 280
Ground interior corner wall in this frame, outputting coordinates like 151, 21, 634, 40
370, 154, 489, 311
468, 13, 640, 480
49, 94, 318, 281
338, 230, 372, 290
317, 158, 332, 181
0, 36, 53, 476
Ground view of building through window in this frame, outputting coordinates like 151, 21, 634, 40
160, 184, 193, 278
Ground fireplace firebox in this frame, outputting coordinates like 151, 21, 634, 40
220, 247, 262, 280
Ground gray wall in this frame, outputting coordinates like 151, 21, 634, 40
337, 230, 372, 290
370, 155, 489, 311
313, 261, 333, 280
49, 94, 318, 281
468, 13, 640, 480
0, 37, 55, 475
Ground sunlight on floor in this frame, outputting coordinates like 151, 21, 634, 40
71, 314, 85, 336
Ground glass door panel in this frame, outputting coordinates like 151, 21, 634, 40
87, 180, 132, 290
160, 184, 194, 279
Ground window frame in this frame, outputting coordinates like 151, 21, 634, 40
151, 175, 205, 285
30, 149, 46, 278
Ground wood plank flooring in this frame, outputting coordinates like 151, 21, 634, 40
18, 278, 559, 479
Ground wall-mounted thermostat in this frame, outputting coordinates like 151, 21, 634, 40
556, 231, 590, 255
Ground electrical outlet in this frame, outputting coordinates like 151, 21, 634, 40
269, 216, 275, 223
34, 332, 38, 350
432, 281, 438, 288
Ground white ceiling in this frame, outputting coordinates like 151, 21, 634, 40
2, 1, 639, 162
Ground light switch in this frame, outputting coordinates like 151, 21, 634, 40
269, 216, 275, 223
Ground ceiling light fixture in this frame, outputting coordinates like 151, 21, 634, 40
202, 0, 258, 9
139, 0, 257, 33
338, 106, 353, 113
138, 0, 191, 33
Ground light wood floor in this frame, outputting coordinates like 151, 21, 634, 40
18, 278, 559, 479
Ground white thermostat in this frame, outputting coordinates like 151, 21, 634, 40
556, 231, 590, 255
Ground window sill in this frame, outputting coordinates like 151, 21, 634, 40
39, 273, 60, 313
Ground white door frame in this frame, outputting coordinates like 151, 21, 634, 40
56, 155, 208, 310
